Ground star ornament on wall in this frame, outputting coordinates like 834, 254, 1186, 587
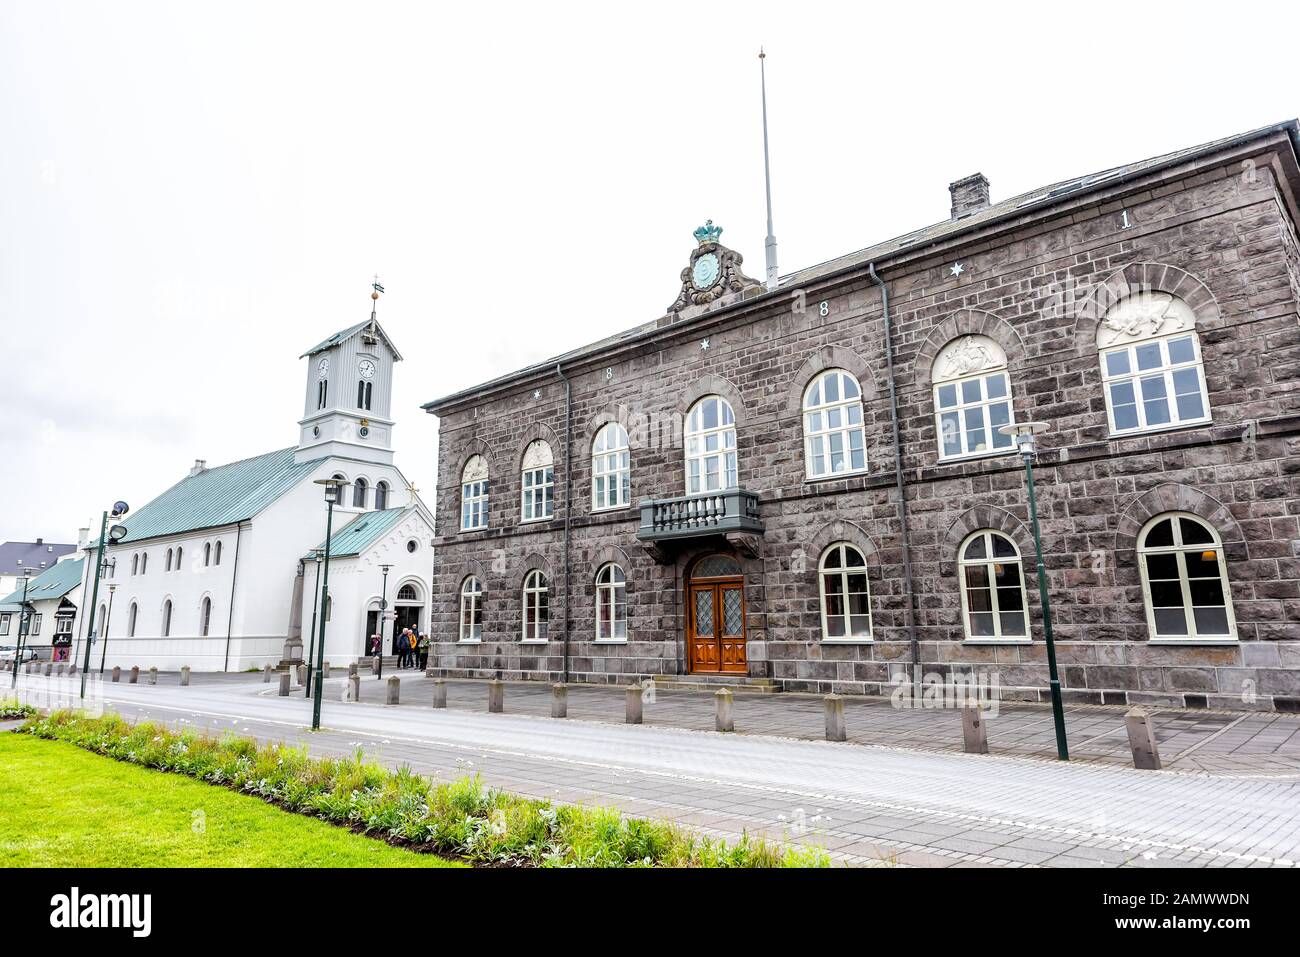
701, 338, 711, 351
950, 262, 965, 278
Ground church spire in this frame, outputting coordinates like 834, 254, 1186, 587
370, 275, 384, 327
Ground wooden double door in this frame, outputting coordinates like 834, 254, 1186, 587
687, 577, 747, 674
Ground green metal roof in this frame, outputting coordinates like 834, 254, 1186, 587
300, 317, 403, 361
100, 448, 324, 546
305, 507, 409, 559
0, 557, 85, 607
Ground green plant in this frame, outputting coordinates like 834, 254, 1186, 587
25, 711, 830, 868
0, 699, 35, 721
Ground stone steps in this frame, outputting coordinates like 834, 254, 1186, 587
647, 675, 782, 694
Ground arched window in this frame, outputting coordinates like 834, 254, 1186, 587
461, 456, 489, 530
459, 576, 483, 642
352, 478, 368, 509
803, 370, 867, 479
1097, 293, 1210, 435
592, 423, 631, 510
98, 604, 107, 632
818, 543, 872, 640
1138, 514, 1235, 640
317, 378, 328, 410
140, 552, 147, 575
356, 379, 373, 411
595, 563, 627, 641
127, 602, 138, 637
520, 441, 555, 522
375, 481, 390, 510
958, 530, 1028, 640
521, 570, 549, 641
175, 546, 183, 569
933, 336, 1015, 460
397, 583, 418, 602
203, 542, 211, 566
200, 597, 212, 637
685, 395, 737, 494
161, 599, 173, 638
213, 540, 222, 565
165, 548, 173, 572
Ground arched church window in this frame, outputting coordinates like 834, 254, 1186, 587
375, 481, 390, 510
353, 478, 368, 509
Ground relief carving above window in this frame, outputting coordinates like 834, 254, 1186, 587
1097, 292, 1196, 348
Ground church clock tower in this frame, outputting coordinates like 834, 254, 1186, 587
295, 283, 402, 466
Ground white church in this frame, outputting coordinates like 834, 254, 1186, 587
69, 299, 435, 672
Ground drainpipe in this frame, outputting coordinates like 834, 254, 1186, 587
222, 524, 243, 673
556, 362, 573, 683
868, 263, 921, 691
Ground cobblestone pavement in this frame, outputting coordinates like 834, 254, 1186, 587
11, 671, 1300, 868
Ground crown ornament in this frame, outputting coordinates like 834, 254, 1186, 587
693, 219, 723, 245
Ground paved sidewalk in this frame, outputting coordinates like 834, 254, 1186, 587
316, 671, 1300, 777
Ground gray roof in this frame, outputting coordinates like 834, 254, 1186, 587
423, 119, 1300, 412
96, 448, 324, 546
300, 316, 404, 361
0, 540, 76, 577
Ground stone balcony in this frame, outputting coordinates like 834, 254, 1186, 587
635, 489, 764, 562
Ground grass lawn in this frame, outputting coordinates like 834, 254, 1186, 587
0, 733, 463, 867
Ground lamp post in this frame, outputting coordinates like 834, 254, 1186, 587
377, 563, 392, 679
81, 502, 129, 701
1000, 422, 1068, 761
304, 550, 323, 697
310, 479, 343, 730
9, 567, 36, 688
98, 583, 117, 676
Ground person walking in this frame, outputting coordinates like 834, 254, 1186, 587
416, 632, 429, 671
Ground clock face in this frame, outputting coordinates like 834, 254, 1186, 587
358, 359, 376, 380
692, 253, 720, 289
317, 357, 329, 378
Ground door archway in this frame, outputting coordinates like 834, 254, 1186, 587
686, 554, 746, 674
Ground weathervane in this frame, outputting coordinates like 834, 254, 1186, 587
370, 275, 384, 322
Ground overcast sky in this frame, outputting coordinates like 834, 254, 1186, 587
1, 0, 1296, 543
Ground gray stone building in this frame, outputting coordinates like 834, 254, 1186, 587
422, 120, 1300, 711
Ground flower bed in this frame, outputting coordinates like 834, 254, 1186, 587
24, 711, 829, 868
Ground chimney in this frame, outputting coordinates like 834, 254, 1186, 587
77, 527, 89, 548
189, 459, 208, 477
35, 537, 43, 545
949, 173, 990, 219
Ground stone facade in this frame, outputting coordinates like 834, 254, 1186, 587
424, 122, 1300, 711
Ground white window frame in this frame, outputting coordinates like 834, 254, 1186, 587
684, 396, 737, 495
521, 570, 549, 643
818, 543, 873, 642
460, 456, 489, 531
1100, 332, 1210, 437
931, 335, 1017, 462
459, 576, 483, 643
55, 616, 73, 636
595, 563, 628, 643
30, 613, 42, 635
592, 423, 631, 511
0, 614, 9, 637
1138, 512, 1237, 644
958, 530, 1030, 642
803, 370, 867, 480
520, 441, 554, 523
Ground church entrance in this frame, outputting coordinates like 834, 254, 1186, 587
686, 554, 747, 675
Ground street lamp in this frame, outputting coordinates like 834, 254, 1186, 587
9, 567, 36, 688
1000, 422, 1068, 761
303, 549, 324, 697
377, 563, 392, 679
81, 501, 129, 701
98, 583, 117, 675
310, 478, 344, 730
